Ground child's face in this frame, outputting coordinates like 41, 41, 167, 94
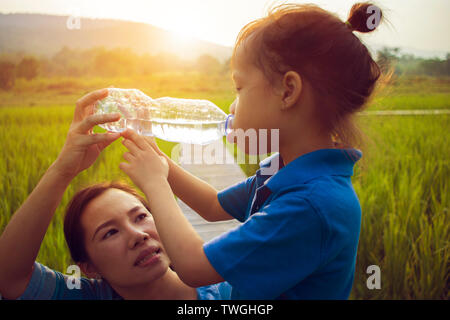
230, 43, 284, 135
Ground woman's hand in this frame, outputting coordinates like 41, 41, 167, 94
0, 89, 123, 299
120, 129, 169, 193
53, 88, 122, 181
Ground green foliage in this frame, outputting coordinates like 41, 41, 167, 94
196, 54, 222, 74
0, 61, 16, 90
0, 74, 448, 299
16, 57, 40, 80
350, 115, 449, 299
0, 73, 235, 108
13, 46, 230, 78
377, 47, 450, 77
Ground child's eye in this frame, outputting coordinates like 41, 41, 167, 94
103, 229, 117, 240
136, 213, 148, 222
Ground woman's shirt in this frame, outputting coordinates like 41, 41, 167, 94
12, 261, 231, 300
203, 149, 363, 299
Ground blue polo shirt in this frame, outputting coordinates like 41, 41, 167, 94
203, 148, 362, 299
11, 261, 231, 300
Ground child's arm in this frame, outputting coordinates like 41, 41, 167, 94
122, 130, 233, 222
144, 178, 223, 287
120, 131, 225, 287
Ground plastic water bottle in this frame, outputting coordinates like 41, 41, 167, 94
95, 88, 234, 145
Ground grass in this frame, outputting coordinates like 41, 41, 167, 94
0, 105, 179, 274
0, 73, 235, 108
0, 74, 449, 299
350, 115, 449, 299
368, 75, 450, 111
2, 74, 449, 111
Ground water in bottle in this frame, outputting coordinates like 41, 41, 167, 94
95, 88, 234, 145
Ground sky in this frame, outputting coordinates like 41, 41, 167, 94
1, 0, 449, 57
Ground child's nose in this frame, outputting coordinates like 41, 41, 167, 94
230, 99, 237, 115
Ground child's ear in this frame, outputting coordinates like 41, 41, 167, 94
280, 71, 302, 110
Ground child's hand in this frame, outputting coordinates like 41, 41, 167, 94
119, 129, 169, 193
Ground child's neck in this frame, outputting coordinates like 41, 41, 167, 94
113, 269, 197, 300
280, 130, 336, 167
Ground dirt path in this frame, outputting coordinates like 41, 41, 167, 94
176, 140, 245, 242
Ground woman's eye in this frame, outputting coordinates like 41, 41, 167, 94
103, 229, 117, 240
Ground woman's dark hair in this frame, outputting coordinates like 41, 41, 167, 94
64, 181, 151, 263
232, 2, 390, 147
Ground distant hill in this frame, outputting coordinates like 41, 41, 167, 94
1, 13, 446, 64
0, 13, 232, 61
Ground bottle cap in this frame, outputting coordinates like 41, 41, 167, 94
225, 114, 234, 134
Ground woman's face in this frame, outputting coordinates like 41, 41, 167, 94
79, 188, 171, 288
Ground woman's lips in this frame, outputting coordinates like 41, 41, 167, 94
134, 247, 162, 267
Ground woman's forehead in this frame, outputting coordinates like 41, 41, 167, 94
83, 189, 143, 222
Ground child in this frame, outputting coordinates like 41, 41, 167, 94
119, 2, 385, 299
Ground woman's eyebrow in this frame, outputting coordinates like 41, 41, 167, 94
92, 205, 142, 240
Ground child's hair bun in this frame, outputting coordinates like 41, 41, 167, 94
346, 2, 383, 33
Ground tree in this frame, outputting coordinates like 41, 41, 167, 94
196, 54, 221, 74
16, 57, 39, 80
93, 47, 138, 77
445, 53, 450, 76
0, 61, 16, 90
418, 58, 446, 77
376, 47, 400, 74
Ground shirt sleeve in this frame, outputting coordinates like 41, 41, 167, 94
217, 175, 256, 222
16, 261, 121, 300
203, 195, 324, 299
196, 281, 232, 300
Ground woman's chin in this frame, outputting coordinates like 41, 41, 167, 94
131, 260, 170, 283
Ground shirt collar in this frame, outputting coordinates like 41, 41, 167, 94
258, 148, 362, 193
254, 152, 284, 187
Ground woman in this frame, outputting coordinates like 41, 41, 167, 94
0, 89, 230, 300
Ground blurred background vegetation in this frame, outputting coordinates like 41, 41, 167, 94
0, 46, 230, 90
0, 45, 449, 91
0, 13, 448, 300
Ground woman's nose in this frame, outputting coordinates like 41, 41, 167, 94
129, 229, 149, 249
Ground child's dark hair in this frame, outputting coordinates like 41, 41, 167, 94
232, 2, 388, 147
64, 181, 151, 263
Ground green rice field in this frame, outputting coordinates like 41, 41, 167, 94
0, 74, 448, 299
